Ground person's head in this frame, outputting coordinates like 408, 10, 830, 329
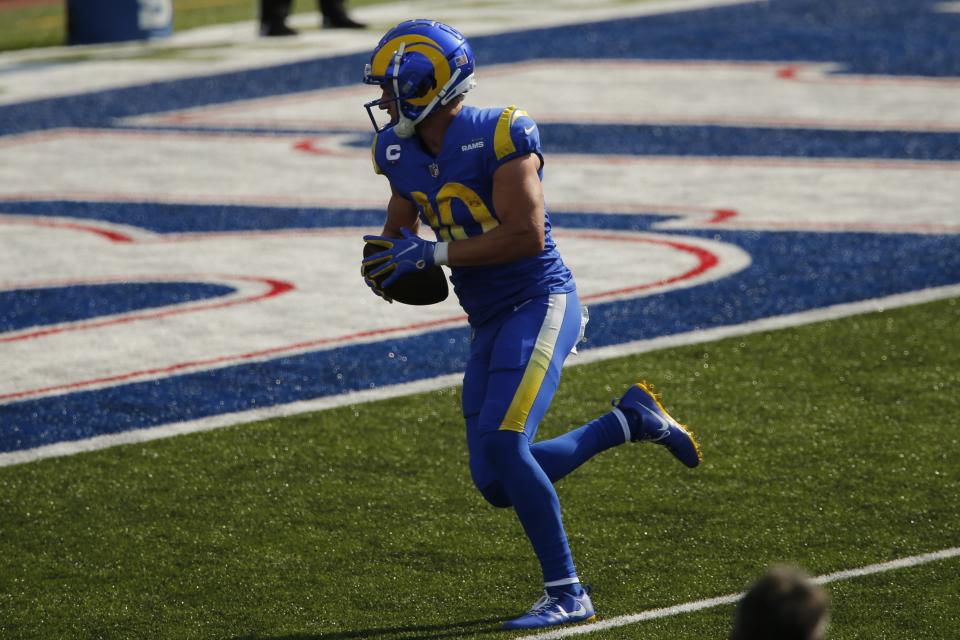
730, 565, 830, 640
362, 19, 476, 138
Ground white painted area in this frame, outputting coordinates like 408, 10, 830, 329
131, 60, 960, 133
0, 129, 957, 232
937, 2, 960, 13
0, 130, 386, 206
473, 60, 960, 132
0, 219, 745, 403
547, 153, 960, 232
520, 546, 960, 639
0, 0, 758, 106
125, 85, 377, 132
3, 282, 959, 468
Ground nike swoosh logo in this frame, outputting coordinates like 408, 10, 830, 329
524, 124, 536, 135
513, 299, 532, 312
395, 244, 418, 258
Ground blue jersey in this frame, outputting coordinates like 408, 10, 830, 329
372, 104, 575, 326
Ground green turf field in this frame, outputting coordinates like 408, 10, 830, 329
0, 0, 390, 52
1, 297, 958, 639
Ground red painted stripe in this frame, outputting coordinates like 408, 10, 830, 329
0, 275, 294, 344
571, 233, 720, 301
0, 313, 469, 403
708, 209, 738, 224
149, 227, 365, 243
0, 214, 370, 244
293, 138, 335, 155
777, 65, 799, 80
0, 217, 135, 242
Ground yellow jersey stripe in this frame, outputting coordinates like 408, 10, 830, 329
494, 105, 518, 160
500, 294, 567, 432
494, 106, 531, 161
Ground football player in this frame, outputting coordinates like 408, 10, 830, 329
360, 19, 703, 631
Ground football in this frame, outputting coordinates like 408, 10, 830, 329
362, 241, 449, 305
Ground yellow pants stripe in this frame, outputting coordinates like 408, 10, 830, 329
500, 294, 567, 432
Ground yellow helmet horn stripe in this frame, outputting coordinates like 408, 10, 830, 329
370, 34, 452, 107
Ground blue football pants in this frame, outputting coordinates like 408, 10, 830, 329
461, 291, 626, 584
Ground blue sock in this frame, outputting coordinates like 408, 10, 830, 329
531, 410, 628, 483
546, 580, 585, 598
479, 430, 577, 584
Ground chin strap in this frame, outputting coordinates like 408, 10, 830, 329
389, 42, 408, 134
393, 117, 416, 138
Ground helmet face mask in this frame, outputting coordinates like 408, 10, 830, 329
363, 85, 401, 134
363, 19, 476, 137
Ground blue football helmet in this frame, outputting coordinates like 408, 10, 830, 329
363, 19, 477, 138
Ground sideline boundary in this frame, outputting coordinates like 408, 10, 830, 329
519, 547, 960, 639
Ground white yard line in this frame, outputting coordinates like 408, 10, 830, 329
520, 547, 960, 639
2, 283, 959, 468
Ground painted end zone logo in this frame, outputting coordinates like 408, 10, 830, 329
1, 0, 959, 461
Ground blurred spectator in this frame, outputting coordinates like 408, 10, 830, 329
260, 0, 365, 36
731, 565, 830, 640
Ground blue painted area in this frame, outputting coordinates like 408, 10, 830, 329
0, 327, 471, 450
110, 123, 960, 162
342, 126, 960, 161
537, 126, 960, 161
476, 0, 960, 77
0, 201, 387, 234
0, 200, 734, 243
583, 230, 960, 345
0, 202, 675, 234
0, 282, 235, 333
116, 124, 960, 162
2, 229, 960, 452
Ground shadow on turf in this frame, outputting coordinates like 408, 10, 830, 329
233, 615, 508, 639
